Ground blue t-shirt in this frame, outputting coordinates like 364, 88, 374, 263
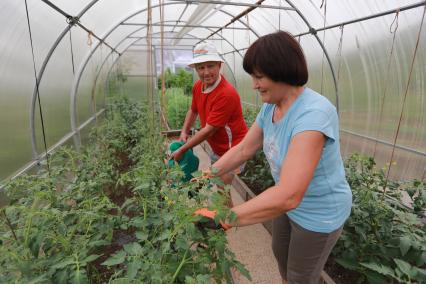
256, 87, 352, 233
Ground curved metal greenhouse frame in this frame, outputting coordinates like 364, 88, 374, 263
0, 0, 424, 182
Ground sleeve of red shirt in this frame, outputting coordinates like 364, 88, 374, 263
207, 92, 238, 127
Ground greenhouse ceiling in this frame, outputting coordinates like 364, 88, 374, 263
0, 0, 425, 183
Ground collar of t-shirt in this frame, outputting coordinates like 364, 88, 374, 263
202, 75, 222, 94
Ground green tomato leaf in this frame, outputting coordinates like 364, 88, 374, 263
417, 250, 426, 266
135, 231, 148, 241
51, 258, 75, 270
123, 242, 143, 255
184, 274, 210, 284
363, 269, 389, 284
175, 236, 188, 250
25, 275, 50, 284
335, 257, 359, 270
413, 266, 426, 282
234, 261, 252, 281
399, 236, 411, 256
54, 269, 69, 284
71, 269, 88, 284
81, 254, 101, 265
127, 260, 142, 279
184, 276, 196, 284
101, 250, 127, 266
394, 259, 414, 277
360, 262, 395, 278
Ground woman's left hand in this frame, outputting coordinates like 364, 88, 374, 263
194, 208, 232, 230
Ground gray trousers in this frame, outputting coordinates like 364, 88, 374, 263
272, 213, 343, 284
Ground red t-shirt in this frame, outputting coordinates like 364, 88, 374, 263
191, 75, 248, 156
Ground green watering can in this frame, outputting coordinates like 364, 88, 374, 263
168, 141, 199, 182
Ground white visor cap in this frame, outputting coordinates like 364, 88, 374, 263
188, 41, 224, 68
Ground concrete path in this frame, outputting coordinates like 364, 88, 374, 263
227, 189, 282, 284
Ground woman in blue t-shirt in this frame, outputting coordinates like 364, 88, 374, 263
195, 31, 352, 284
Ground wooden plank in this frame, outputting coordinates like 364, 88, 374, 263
161, 128, 200, 137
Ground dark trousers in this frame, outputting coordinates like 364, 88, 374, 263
272, 214, 343, 284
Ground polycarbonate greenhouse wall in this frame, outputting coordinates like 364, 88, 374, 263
0, 0, 425, 183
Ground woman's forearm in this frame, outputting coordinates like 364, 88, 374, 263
212, 143, 250, 176
212, 122, 264, 176
231, 185, 297, 226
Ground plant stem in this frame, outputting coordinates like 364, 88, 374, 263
2, 210, 18, 242
74, 253, 81, 284
169, 248, 189, 284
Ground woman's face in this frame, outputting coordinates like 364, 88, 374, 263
250, 72, 284, 104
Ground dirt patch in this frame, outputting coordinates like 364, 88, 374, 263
116, 151, 135, 172
324, 257, 361, 284
104, 183, 134, 208
90, 228, 137, 283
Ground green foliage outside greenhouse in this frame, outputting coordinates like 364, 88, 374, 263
158, 68, 193, 96
164, 88, 192, 130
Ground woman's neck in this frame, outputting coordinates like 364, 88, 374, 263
273, 86, 304, 122
278, 85, 303, 107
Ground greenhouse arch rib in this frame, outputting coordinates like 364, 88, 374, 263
29, 1, 257, 156
29, 0, 101, 160
11, 1, 424, 184
77, 19, 246, 126
283, 0, 339, 114
90, 26, 243, 136
100, 29, 241, 101
99, 28, 242, 95
189, 0, 339, 113
69, 3, 262, 149
23, 1, 426, 168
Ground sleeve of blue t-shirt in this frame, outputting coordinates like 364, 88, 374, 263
292, 108, 336, 142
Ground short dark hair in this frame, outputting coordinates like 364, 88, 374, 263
243, 31, 308, 86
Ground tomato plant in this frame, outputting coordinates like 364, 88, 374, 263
0, 95, 250, 283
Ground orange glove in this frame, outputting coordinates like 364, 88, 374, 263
194, 208, 232, 230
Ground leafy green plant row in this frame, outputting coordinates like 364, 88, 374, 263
334, 154, 425, 284
164, 88, 192, 130
240, 106, 274, 195
241, 105, 425, 283
158, 68, 193, 96
0, 95, 249, 283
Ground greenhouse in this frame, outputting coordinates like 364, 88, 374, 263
0, 0, 425, 283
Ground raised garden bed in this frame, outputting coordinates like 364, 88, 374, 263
0, 96, 250, 283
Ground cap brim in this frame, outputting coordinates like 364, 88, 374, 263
188, 55, 224, 67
